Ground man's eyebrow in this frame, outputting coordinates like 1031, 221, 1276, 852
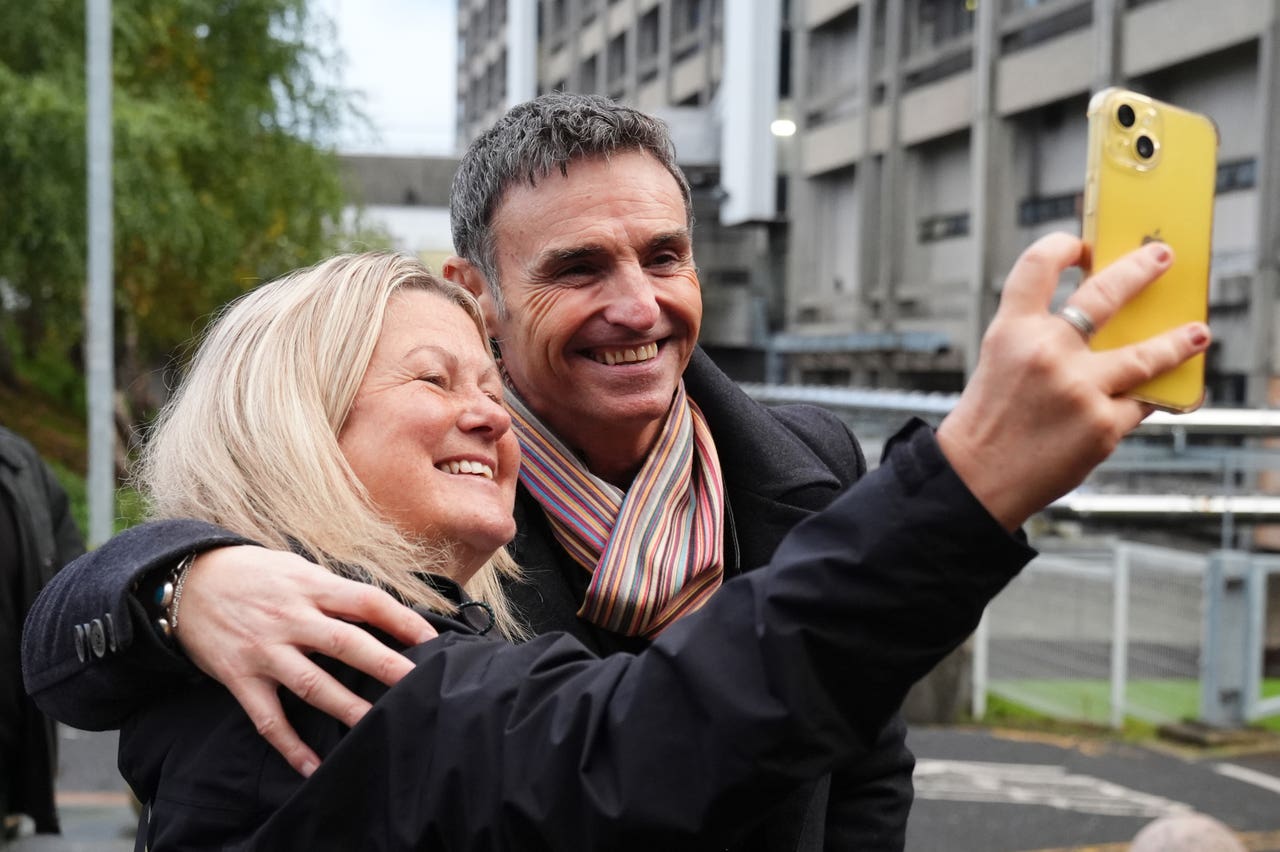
532, 231, 692, 269
536, 244, 606, 267
648, 230, 692, 250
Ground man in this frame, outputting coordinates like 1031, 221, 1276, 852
1, 425, 85, 843
21, 94, 1208, 849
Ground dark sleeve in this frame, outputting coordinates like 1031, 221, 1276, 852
238, 422, 1034, 852
36, 458, 85, 570
769, 404, 916, 850
21, 519, 253, 730
822, 715, 914, 851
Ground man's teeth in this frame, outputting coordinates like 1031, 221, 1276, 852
439, 460, 494, 479
594, 342, 659, 366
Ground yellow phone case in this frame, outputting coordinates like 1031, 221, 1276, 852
1081, 87, 1218, 413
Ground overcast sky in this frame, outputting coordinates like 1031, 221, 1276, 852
316, 0, 458, 155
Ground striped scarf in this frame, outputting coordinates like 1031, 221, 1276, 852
506, 382, 726, 637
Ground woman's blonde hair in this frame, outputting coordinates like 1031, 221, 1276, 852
136, 251, 526, 639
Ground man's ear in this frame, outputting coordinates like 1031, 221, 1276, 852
442, 255, 501, 328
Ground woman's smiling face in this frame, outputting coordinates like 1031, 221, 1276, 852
338, 289, 520, 581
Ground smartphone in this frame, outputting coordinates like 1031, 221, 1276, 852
1081, 87, 1218, 413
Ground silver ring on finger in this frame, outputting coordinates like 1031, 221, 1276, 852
1055, 304, 1097, 342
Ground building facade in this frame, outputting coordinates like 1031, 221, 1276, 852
788, 0, 1280, 405
456, 0, 1280, 402
339, 155, 459, 272
456, 0, 789, 379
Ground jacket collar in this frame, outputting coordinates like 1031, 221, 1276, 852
682, 348, 844, 500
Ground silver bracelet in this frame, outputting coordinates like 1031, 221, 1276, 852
168, 551, 195, 633
155, 552, 196, 639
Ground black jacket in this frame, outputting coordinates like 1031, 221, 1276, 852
105, 421, 1032, 851
1, 426, 85, 832
23, 352, 913, 849
501, 350, 911, 850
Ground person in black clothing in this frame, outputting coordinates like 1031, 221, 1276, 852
0, 425, 84, 843
31, 95, 924, 849
24, 232, 1206, 850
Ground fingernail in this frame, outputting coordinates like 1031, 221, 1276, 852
1189, 324, 1210, 348
300, 759, 318, 778
1149, 243, 1171, 265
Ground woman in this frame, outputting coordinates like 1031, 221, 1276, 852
56, 244, 1195, 850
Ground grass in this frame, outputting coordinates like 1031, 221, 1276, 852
985, 678, 1280, 734
47, 459, 147, 538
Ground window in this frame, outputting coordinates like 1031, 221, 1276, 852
672, 0, 704, 59
606, 31, 628, 93
911, 0, 975, 52
676, 0, 705, 30
917, 211, 970, 242
546, 0, 568, 48
1217, 158, 1257, 194
579, 53, 599, 91
494, 54, 507, 108
1017, 191, 1081, 227
638, 8, 660, 60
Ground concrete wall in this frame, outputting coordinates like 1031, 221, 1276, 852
789, 0, 1274, 395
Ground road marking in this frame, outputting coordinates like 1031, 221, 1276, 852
1215, 763, 1280, 796
1023, 830, 1280, 851
914, 759, 1192, 818
55, 790, 133, 807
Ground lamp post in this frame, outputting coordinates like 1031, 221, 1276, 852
86, 0, 114, 546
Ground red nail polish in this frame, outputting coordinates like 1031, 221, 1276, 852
1151, 244, 1171, 265
1189, 326, 1209, 347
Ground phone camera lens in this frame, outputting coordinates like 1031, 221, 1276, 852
1135, 135, 1155, 159
1117, 104, 1136, 127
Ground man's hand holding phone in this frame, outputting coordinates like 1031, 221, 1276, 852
938, 233, 1210, 532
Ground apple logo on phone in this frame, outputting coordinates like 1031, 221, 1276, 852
1141, 229, 1163, 246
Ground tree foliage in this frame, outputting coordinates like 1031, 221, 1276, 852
0, 0, 368, 410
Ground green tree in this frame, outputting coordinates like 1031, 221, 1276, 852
0, 0, 373, 424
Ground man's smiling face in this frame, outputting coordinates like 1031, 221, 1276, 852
482, 151, 702, 475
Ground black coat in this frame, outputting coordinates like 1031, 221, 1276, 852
501, 350, 912, 850
23, 352, 913, 849
98, 420, 1031, 851
1, 426, 85, 832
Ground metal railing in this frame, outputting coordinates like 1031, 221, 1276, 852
971, 539, 1280, 729
739, 383, 1280, 728
1249, 554, 1280, 720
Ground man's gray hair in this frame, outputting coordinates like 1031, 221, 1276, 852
450, 92, 693, 311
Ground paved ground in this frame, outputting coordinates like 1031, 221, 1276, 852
10, 722, 1280, 850
906, 725, 1280, 851
9, 728, 134, 851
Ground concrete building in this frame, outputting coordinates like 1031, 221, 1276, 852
788, 0, 1280, 406
456, 0, 789, 379
455, 0, 1280, 401
339, 155, 458, 272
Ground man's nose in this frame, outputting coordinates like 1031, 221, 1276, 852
601, 264, 661, 330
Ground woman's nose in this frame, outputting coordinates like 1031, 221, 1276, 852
458, 389, 511, 437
